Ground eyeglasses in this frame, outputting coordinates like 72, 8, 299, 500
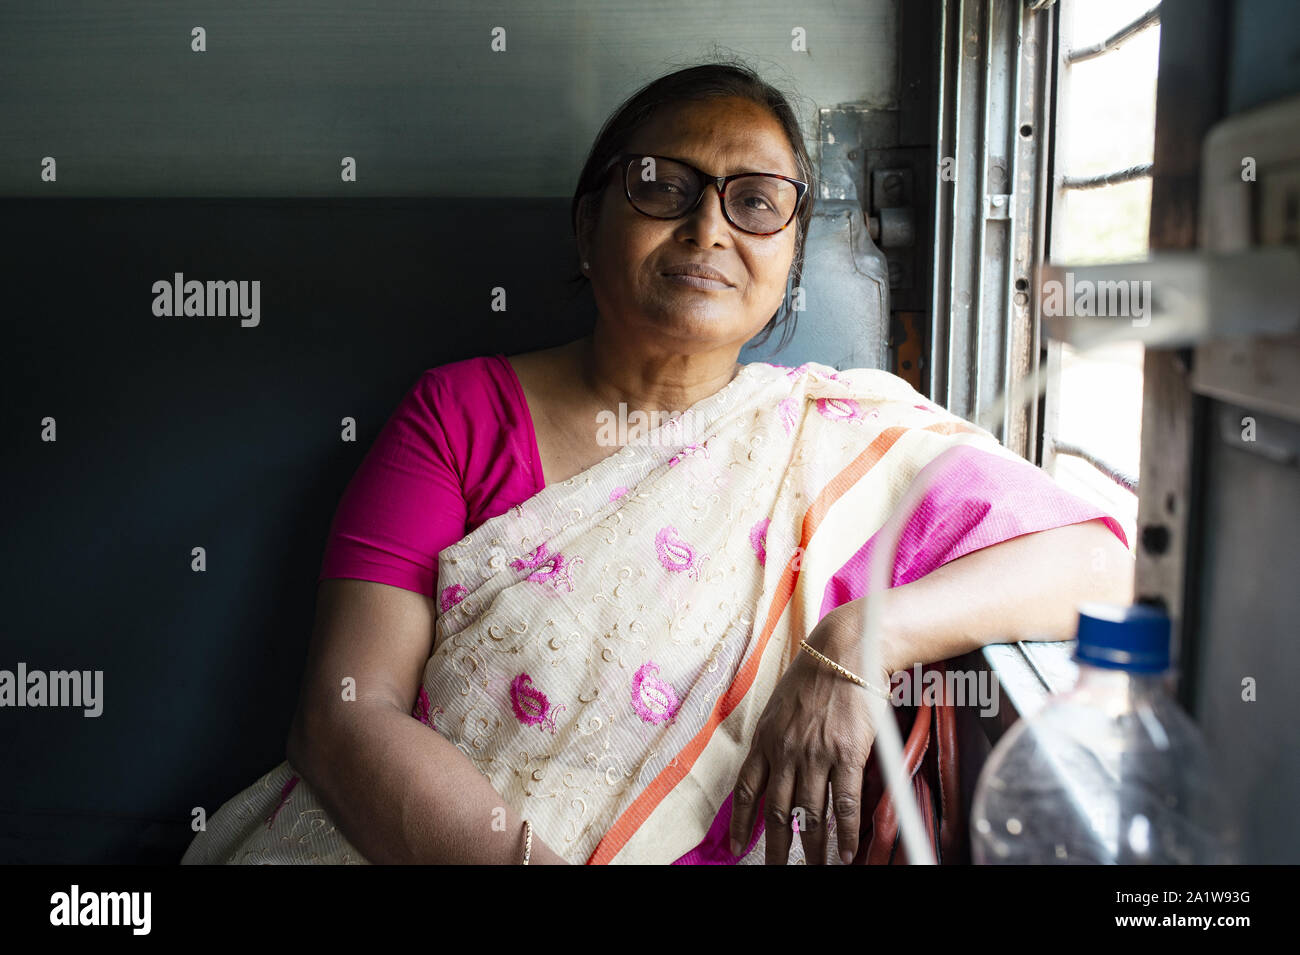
602, 152, 809, 236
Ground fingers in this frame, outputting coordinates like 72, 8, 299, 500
762, 763, 797, 865
793, 774, 832, 864
830, 763, 865, 864
853, 754, 886, 865
729, 745, 769, 858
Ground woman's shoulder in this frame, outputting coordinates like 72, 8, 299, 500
418, 353, 511, 390
758, 359, 930, 405
403, 353, 527, 416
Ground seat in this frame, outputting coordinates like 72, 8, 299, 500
740, 198, 890, 371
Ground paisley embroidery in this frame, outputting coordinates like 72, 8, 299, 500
265, 774, 299, 829
815, 396, 862, 421
510, 543, 552, 571
439, 583, 468, 612
783, 361, 840, 382
749, 518, 770, 566
631, 661, 680, 725
510, 673, 563, 733
667, 442, 709, 468
527, 552, 583, 591
655, 525, 703, 579
777, 396, 799, 435
511, 543, 583, 591
412, 685, 443, 730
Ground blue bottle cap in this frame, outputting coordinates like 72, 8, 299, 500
1073, 602, 1171, 673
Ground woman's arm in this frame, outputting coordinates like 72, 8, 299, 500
286, 578, 568, 865
832, 517, 1135, 676
728, 517, 1133, 864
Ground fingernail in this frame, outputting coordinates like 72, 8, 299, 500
730, 839, 744, 857
840, 849, 854, 865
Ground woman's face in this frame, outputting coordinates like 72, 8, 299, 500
578, 97, 802, 353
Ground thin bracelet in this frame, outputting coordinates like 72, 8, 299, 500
798, 640, 892, 701
521, 819, 533, 865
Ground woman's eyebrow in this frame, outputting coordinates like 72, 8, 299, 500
633, 149, 797, 180
723, 153, 800, 177
683, 155, 796, 177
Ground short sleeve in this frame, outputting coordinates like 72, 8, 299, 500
820, 442, 1130, 617
317, 370, 467, 598
887, 443, 1130, 582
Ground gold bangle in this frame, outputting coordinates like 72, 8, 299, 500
798, 640, 892, 701
521, 819, 533, 865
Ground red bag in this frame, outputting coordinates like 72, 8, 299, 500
855, 661, 967, 864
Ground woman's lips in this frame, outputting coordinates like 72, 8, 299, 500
661, 272, 732, 290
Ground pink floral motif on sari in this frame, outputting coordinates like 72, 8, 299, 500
529, 553, 582, 591
511, 543, 583, 592
815, 396, 862, 421
510, 543, 552, 571
510, 673, 564, 733
412, 685, 443, 730
749, 517, 770, 566
265, 773, 300, 829
631, 661, 680, 725
439, 583, 467, 612
655, 525, 704, 579
667, 442, 710, 468
777, 396, 800, 435
784, 361, 840, 382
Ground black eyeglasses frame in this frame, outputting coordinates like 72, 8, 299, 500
601, 152, 809, 236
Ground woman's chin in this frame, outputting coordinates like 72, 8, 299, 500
642, 313, 748, 342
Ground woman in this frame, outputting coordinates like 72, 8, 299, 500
182, 62, 1131, 866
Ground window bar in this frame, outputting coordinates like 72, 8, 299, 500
930, 0, 956, 409
1065, 5, 1161, 64
1050, 439, 1139, 492
973, 0, 994, 428
1001, 1, 1026, 448
1061, 162, 1153, 190
1026, 0, 1058, 468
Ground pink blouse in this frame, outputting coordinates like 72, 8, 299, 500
317, 353, 544, 598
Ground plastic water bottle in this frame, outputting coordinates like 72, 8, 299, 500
971, 603, 1240, 864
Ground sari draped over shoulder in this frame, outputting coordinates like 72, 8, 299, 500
182, 360, 1126, 865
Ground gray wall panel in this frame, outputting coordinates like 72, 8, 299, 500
0, 0, 898, 197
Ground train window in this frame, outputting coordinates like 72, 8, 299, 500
1043, 0, 1161, 548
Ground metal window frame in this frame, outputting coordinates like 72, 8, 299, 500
929, 0, 1052, 463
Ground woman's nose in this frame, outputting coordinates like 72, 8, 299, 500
675, 185, 732, 245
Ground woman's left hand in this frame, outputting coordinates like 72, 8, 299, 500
728, 602, 892, 865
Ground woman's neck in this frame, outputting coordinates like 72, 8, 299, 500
573, 332, 743, 418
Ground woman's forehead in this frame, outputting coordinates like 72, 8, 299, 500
624, 99, 800, 178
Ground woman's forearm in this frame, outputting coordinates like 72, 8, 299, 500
291, 702, 568, 865
832, 518, 1134, 676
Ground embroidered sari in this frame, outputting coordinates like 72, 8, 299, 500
182, 360, 1126, 865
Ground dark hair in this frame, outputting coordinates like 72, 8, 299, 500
569, 60, 816, 353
